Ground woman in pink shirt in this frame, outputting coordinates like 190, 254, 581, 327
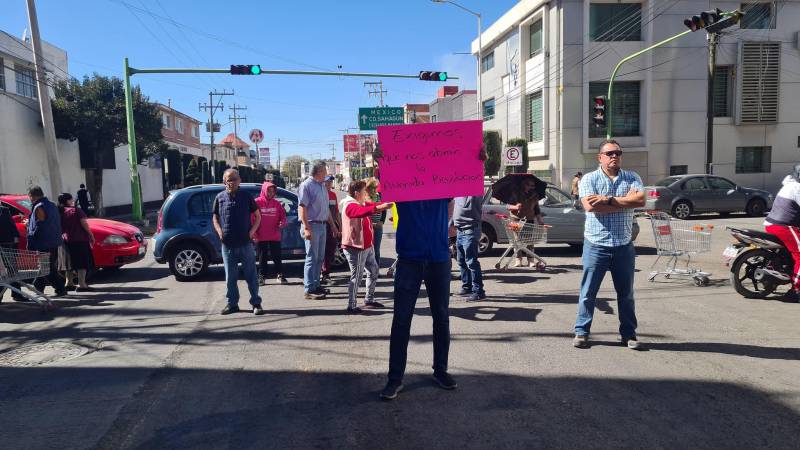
340, 180, 393, 313
254, 182, 288, 285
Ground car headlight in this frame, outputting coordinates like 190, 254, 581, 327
103, 234, 129, 245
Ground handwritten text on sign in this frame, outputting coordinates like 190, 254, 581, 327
377, 120, 484, 202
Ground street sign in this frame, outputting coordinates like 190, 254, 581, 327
358, 107, 404, 131
205, 122, 220, 133
249, 129, 264, 144
503, 146, 523, 166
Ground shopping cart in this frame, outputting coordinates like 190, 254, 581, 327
0, 247, 54, 311
493, 214, 549, 272
646, 211, 713, 286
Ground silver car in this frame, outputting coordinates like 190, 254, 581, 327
644, 175, 773, 220
475, 184, 639, 254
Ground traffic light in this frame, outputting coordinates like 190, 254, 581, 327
593, 95, 606, 127
684, 8, 730, 32
418, 71, 448, 82
230, 64, 262, 75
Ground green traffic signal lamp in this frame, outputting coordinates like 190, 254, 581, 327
250, 65, 262, 75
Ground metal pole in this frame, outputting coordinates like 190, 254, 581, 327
209, 91, 215, 181
706, 33, 718, 175
129, 67, 458, 79
25, 0, 62, 197
606, 29, 692, 139
123, 57, 143, 221
477, 13, 482, 120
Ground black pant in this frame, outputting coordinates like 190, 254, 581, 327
257, 241, 283, 277
33, 247, 66, 294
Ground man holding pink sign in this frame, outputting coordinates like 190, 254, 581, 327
376, 120, 486, 401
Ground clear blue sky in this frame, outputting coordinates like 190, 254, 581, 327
1, 0, 517, 161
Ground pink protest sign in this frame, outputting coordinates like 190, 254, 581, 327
376, 120, 484, 202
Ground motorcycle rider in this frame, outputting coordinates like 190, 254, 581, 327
764, 163, 800, 301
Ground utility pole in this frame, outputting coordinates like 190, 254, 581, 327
25, 0, 62, 197
277, 138, 281, 176
329, 143, 336, 160
364, 81, 387, 107
199, 89, 233, 182
705, 33, 719, 175
229, 104, 247, 166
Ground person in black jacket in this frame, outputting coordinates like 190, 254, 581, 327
76, 184, 91, 216
0, 205, 24, 301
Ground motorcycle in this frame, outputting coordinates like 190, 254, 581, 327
724, 226, 794, 298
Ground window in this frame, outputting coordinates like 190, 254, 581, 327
482, 98, 495, 121
740, 42, 780, 123
670, 165, 688, 176
736, 146, 771, 173
176, 118, 184, 134
14, 64, 37, 99
431, 115, 437, 123
187, 192, 216, 216
713, 66, 733, 117
529, 19, 543, 57
527, 91, 543, 142
192, 125, 200, 138
589, 81, 640, 138
162, 114, 172, 129
708, 177, 736, 190
481, 51, 494, 73
655, 176, 681, 187
0, 58, 5, 91
740, 2, 775, 29
683, 178, 707, 191
589, 3, 642, 41
544, 187, 572, 206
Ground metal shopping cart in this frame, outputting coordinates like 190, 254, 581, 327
646, 211, 713, 286
493, 215, 549, 272
0, 247, 54, 311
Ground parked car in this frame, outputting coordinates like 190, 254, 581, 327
0, 194, 147, 271
475, 184, 639, 254
644, 175, 773, 219
152, 184, 346, 281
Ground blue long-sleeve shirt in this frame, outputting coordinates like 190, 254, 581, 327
395, 199, 450, 262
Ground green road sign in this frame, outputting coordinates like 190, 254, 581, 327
358, 107, 404, 131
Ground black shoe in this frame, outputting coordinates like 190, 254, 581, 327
312, 287, 330, 295
75, 286, 94, 293
346, 306, 363, 314
221, 305, 240, 315
785, 290, 800, 302
65, 285, 77, 292
53, 290, 68, 298
320, 276, 331, 286
380, 380, 403, 400
432, 372, 458, 390
253, 305, 264, 316
363, 301, 385, 309
466, 292, 486, 302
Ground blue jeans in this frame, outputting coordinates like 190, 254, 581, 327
575, 240, 638, 338
388, 259, 451, 382
302, 222, 327, 293
456, 227, 484, 295
221, 242, 261, 307
373, 225, 383, 268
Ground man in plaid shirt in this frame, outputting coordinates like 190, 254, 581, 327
573, 140, 646, 350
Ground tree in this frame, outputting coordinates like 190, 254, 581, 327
282, 155, 308, 184
51, 74, 167, 216
483, 131, 502, 177
505, 138, 530, 174
184, 159, 201, 186
264, 167, 286, 188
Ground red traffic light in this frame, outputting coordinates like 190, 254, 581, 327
593, 95, 606, 127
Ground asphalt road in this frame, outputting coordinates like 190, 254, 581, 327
0, 213, 798, 449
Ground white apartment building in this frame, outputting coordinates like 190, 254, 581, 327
429, 86, 478, 123
475, 0, 800, 193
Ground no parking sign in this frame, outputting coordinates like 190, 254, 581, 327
503, 146, 522, 166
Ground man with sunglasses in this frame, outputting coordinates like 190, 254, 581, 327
573, 140, 645, 350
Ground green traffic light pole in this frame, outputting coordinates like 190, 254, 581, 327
605, 29, 692, 140
122, 60, 458, 220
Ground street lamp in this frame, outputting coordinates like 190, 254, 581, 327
431, 0, 482, 120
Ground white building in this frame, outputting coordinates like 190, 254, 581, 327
429, 86, 478, 123
475, 0, 800, 193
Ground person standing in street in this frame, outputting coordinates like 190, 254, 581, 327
212, 169, 263, 316
452, 195, 486, 302
254, 180, 287, 285
367, 178, 387, 269
298, 162, 330, 300
340, 180, 393, 313
0, 204, 25, 301
763, 163, 800, 302
573, 140, 645, 350
321, 175, 341, 285
571, 172, 582, 199
76, 184, 91, 216
26, 186, 67, 297
509, 179, 545, 268
380, 147, 488, 401
57, 193, 95, 292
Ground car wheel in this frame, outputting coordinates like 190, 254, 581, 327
169, 243, 208, 281
478, 226, 495, 255
671, 201, 692, 220
746, 198, 767, 217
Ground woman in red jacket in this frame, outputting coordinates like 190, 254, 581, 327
340, 180, 393, 313
254, 182, 288, 285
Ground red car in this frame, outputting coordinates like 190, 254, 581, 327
0, 194, 147, 270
